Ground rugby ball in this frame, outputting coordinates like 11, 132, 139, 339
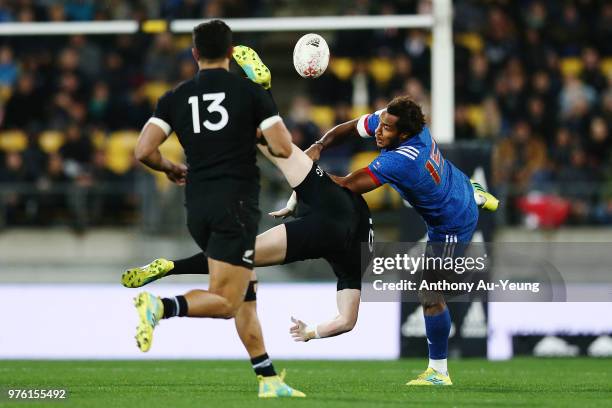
293, 33, 329, 79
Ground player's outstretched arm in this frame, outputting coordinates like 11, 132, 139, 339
305, 118, 360, 161
290, 289, 360, 341
135, 122, 187, 185
328, 168, 379, 195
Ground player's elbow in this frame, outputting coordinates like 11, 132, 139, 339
333, 176, 348, 188
134, 144, 151, 163
337, 316, 357, 334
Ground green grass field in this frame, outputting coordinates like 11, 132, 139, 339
0, 358, 610, 407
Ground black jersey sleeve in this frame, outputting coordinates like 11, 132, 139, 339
150, 90, 174, 134
250, 84, 279, 127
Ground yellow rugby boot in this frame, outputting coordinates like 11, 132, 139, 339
122, 258, 174, 288
406, 367, 452, 386
133, 291, 164, 352
258, 369, 306, 398
471, 180, 499, 211
232, 45, 272, 89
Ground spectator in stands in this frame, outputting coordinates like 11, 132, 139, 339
386, 54, 412, 98
465, 53, 490, 104
36, 153, 69, 224
0, 46, 18, 87
560, 73, 597, 118
585, 117, 610, 170
110, 85, 152, 130
454, 104, 476, 141
551, 3, 586, 56
0, 2, 14, 22
493, 121, 548, 192
370, 4, 403, 54
3, 72, 43, 129
21, 129, 47, 182
580, 47, 607, 93
526, 96, 555, 144
549, 127, 575, 172
59, 123, 94, 177
88, 81, 110, 126
0, 152, 30, 224
402, 29, 430, 86
522, 28, 548, 72
69, 35, 102, 80
480, 97, 502, 139
596, 3, 612, 55
484, 7, 517, 72
593, 182, 612, 224
144, 32, 176, 82
557, 148, 598, 223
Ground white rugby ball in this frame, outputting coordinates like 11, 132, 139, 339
293, 33, 329, 79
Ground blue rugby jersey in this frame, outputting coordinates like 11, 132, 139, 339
357, 110, 478, 235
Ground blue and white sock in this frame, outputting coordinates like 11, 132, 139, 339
424, 307, 451, 375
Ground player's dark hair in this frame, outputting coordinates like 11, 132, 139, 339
387, 96, 426, 138
192, 19, 232, 60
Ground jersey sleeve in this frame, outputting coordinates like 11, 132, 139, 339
148, 90, 174, 136
367, 150, 418, 187
251, 84, 280, 130
356, 108, 385, 138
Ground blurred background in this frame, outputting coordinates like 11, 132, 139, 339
0, 0, 611, 360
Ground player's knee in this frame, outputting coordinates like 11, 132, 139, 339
216, 297, 242, 319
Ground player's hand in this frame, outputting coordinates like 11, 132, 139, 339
165, 162, 188, 185
304, 143, 323, 161
290, 316, 311, 342
269, 191, 297, 219
269, 206, 294, 219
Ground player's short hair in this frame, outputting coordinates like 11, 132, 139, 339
387, 96, 426, 138
192, 19, 232, 60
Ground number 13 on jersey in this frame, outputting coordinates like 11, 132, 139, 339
188, 92, 229, 133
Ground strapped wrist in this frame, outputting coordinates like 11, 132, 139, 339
306, 325, 321, 340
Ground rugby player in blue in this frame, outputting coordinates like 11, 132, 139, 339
306, 96, 498, 386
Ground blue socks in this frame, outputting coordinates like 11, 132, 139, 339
424, 307, 451, 360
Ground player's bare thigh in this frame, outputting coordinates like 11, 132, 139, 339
254, 224, 287, 266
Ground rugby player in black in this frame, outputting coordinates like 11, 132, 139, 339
131, 21, 304, 398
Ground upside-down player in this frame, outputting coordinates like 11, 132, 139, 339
303, 97, 498, 386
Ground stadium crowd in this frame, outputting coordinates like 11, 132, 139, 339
0, 0, 610, 227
